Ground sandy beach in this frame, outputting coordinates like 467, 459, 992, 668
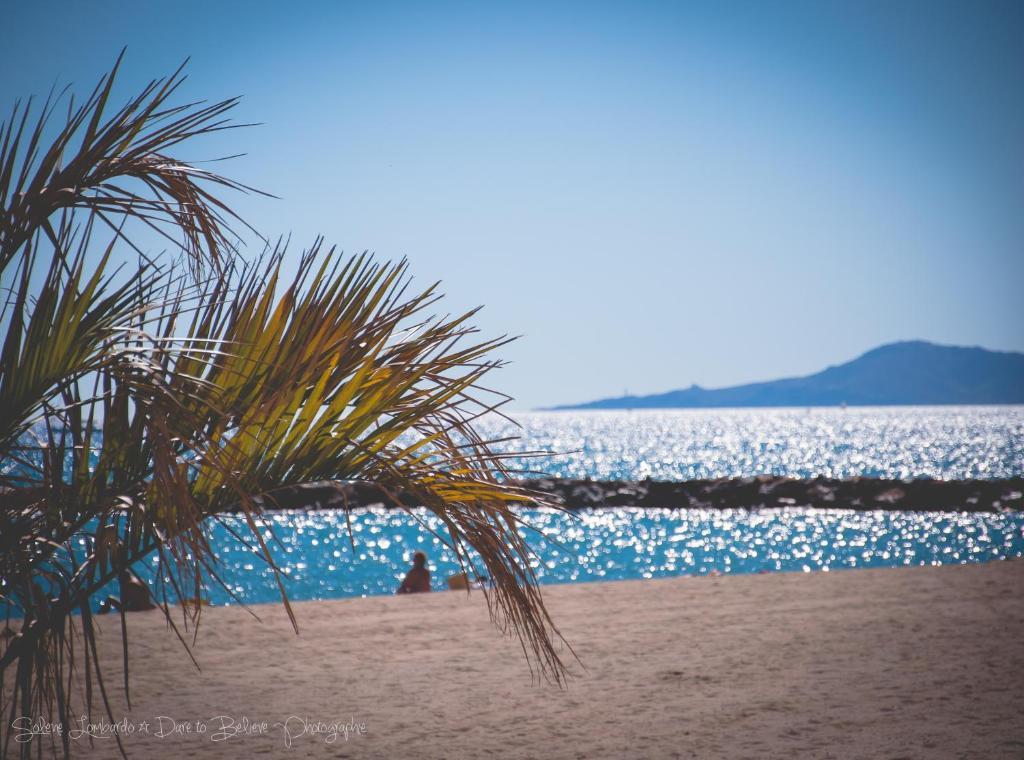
33, 560, 1017, 759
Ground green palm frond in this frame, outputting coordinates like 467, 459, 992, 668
0, 54, 569, 760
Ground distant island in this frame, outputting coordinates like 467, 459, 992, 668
549, 341, 1024, 410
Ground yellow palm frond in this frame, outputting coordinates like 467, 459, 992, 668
0, 54, 569, 759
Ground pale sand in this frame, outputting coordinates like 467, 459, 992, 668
61, 561, 1023, 759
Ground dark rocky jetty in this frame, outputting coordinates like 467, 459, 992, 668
253, 476, 1024, 513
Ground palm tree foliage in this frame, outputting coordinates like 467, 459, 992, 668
0, 54, 568, 758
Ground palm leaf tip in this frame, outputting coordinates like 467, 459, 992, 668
1, 51, 571, 757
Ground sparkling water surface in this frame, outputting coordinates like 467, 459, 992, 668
123, 407, 1024, 603
480, 406, 1024, 480
167, 507, 1024, 605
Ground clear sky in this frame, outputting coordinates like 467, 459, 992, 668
2, 0, 1022, 409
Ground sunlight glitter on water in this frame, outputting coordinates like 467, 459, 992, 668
184, 507, 1024, 604
477, 407, 1024, 480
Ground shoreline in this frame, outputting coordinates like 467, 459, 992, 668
186, 557, 1024, 608
252, 475, 1024, 513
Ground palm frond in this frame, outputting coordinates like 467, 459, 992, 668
0, 55, 568, 760
0, 48, 264, 278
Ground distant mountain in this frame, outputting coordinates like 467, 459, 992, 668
549, 341, 1024, 410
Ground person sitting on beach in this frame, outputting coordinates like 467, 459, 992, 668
396, 551, 431, 594
98, 569, 155, 613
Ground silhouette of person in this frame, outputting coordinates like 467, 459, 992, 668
98, 569, 155, 613
396, 551, 431, 594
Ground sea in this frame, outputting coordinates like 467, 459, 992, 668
174, 406, 1024, 604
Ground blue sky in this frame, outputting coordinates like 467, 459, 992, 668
2, 0, 1022, 409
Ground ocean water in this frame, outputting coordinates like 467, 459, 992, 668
171, 506, 1024, 604
479, 406, 1024, 480
79, 406, 1024, 604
